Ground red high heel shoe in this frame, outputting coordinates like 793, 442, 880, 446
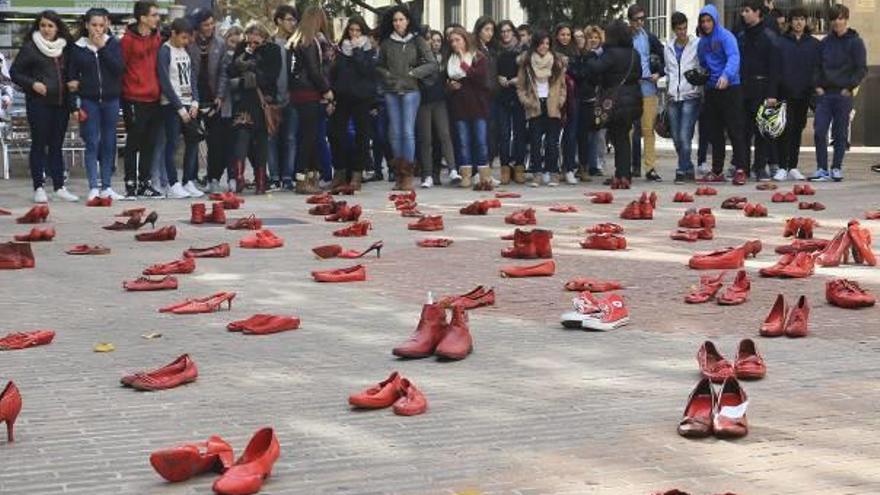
312, 244, 343, 259
143, 258, 195, 275
150, 435, 233, 482
104, 211, 158, 230
183, 243, 231, 258
212, 427, 280, 495
226, 214, 263, 230
0, 330, 55, 350
14, 226, 56, 242
227, 314, 301, 335
239, 230, 284, 249
311, 264, 366, 283
159, 292, 236, 314
1, 380, 22, 442
16, 204, 49, 224
121, 354, 198, 391
333, 221, 371, 237
417, 238, 454, 248
0, 242, 36, 270
338, 241, 383, 259
713, 377, 749, 438
136, 225, 177, 242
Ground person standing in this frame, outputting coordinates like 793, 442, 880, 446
269, 5, 298, 191
0, 51, 12, 122
810, 4, 866, 182
627, 5, 664, 182
664, 12, 702, 184
567, 27, 599, 183
415, 30, 457, 188
553, 23, 578, 185
472, 16, 499, 176
217, 25, 241, 191
775, 7, 818, 182
67, 8, 124, 201
10, 10, 78, 203
495, 20, 527, 185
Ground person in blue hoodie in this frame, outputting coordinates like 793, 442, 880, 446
67, 8, 124, 201
696, 4, 747, 184
810, 4, 867, 182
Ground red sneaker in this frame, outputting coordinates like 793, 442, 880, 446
684, 272, 726, 304
121, 354, 198, 391
826, 279, 876, 308
504, 208, 537, 225
311, 264, 366, 282
567, 293, 630, 331
348, 371, 404, 409
183, 243, 230, 258
697, 341, 734, 383
783, 295, 810, 338
123, 276, 179, 291
716, 270, 750, 305
759, 294, 786, 337
408, 215, 444, 231
416, 238, 454, 248
580, 233, 626, 250
499, 259, 556, 278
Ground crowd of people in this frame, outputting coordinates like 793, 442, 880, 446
1, 1, 869, 204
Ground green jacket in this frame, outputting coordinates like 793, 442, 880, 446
376, 33, 436, 92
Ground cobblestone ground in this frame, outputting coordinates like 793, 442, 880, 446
1, 152, 879, 495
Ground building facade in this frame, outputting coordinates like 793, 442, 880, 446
363, 0, 526, 32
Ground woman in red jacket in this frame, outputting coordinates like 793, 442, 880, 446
446, 27, 491, 189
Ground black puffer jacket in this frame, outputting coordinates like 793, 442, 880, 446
568, 50, 599, 103
10, 39, 69, 106
227, 41, 281, 127
330, 40, 377, 101
587, 46, 643, 123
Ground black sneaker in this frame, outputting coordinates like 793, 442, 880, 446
267, 180, 281, 192
137, 182, 164, 199
871, 164, 880, 174
674, 172, 686, 185
685, 171, 696, 182
645, 169, 663, 182
124, 181, 138, 200
755, 167, 771, 182
282, 179, 295, 191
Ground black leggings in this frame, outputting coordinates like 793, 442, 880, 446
233, 126, 268, 172
295, 101, 322, 173
608, 118, 634, 179
330, 96, 373, 174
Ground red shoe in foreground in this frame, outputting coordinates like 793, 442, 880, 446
564, 277, 623, 292
1, 381, 22, 442
349, 371, 404, 409
697, 341, 734, 383
123, 276, 179, 291
713, 377, 749, 438
16, 204, 49, 224
227, 314, 300, 335
684, 272, 726, 304
759, 294, 786, 337
14, 226, 56, 242
417, 238, 453, 248
716, 270, 750, 305
392, 379, 428, 416
688, 247, 745, 270
505, 208, 537, 225
580, 233, 626, 250
734, 339, 766, 379
143, 258, 195, 275
333, 221, 371, 237
0, 242, 36, 270
0, 330, 55, 351
135, 225, 177, 242
150, 435, 233, 482
159, 292, 236, 314
239, 230, 284, 249
66, 244, 110, 255
586, 223, 624, 234
408, 215, 444, 231
826, 279, 876, 308
437, 286, 495, 309
227, 214, 263, 230
311, 264, 366, 282
121, 354, 198, 391
434, 305, 473, 360
460, 200, 490, 215
678, 378, 716, 438
392, 303, 448, 358
588, 192, 614, 204
184, 243, 231, 258
212, 427, 280, 495
784, 295, 810, 338
499, 259, 555, 278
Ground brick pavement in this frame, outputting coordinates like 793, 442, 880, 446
1, 154, 879, 495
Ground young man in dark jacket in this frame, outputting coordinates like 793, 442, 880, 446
628, 5, 665, 182
495, 20, 527, 185
269, 5, 298, 191
120, 0, 163, 198
737, 0, 781, 182
810, 4, 867, 182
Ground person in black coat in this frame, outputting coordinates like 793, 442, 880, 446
9, 10, 79, 202
587, 20, 642, 187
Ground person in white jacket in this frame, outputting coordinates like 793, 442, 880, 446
664, 12, 702, 184
0, 52, 13, 121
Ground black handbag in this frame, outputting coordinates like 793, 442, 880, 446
654, 106, 671, 138
593, 52, 635, 129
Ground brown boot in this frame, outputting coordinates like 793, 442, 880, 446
475, 166, 493, 190
513, 164, 526, 184
391, 158, 404, 191
500, 165, 512, 185
350, 171, 363, 191
329, 168, 347, 191
254, 166, 267, 195
459, 166, 473, 188
295, 171, 321, 195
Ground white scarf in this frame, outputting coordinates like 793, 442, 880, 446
32, 31, 67, 58
390, 32, 414, 44
75, 34, 109, 53
340, 36, 372, 57
447, 51, 474, 81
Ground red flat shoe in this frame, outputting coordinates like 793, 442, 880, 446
333, 221, 371, 237
495, 192, 520, 198
505, 208, 537, 225
338, 241, 383, 259
123, 276, 179, 291
580, 233, 626, 250
793, 184, 816, 195
695, 186, 718, 196
586, 223, 624, 234
1, 380, 22, 442
434, 305, 473, 360
16, 205, 49, 224
66, 244, 110, 255
716, 270, 750, 305
392, 303, 448, 358
399, 208, 422, 217
460, 200, 491, 215
212, 427, 280, 495
0, 330, 55, 351
135, 225, 177, 242
311, 264, 366, 282
677, 378, 716, 438
121, 354, 198, 391
671, 230, 699, 242
14, 226, 55, 242
227, 314, 301, 335
306, 192, 333, 204
775, 239, 829, 255
239, 230, 284, 249
734, 339, 766, 379
783, 295, 810, 338
688, 247, 745, 270
312, 244, 343, 259
227, 314, 275, 332
184, 243, 231, 258
0, 242, 36, 270
549, 204, 578, 213
159, 292, 236, 314
588, 192, 614, 204
673, 192, 694, 203
564, 277, 623, 292
760, 294, 786, 337
866, 210, 880, 220
392, 379, 428, 416
437, 286, 495, 309
417, 238, 453, 248
826, 279, 875, 308
499, 259, 556, 278
777, 252, 815, 278
226, 214, 263, 230
408, 215, 444, 231
697, 340, 734, 383
349, 371, 404, 409
684, 272, 726, 304
150, 435, 233, 482
143, 258, 195, 276
0, 208, 11, 215
713, 377, 749, 438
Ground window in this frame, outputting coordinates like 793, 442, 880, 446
641, 0, 667, 39
445, 0, 462, 26
483, 0, 503, 20
723, 0, 833, 34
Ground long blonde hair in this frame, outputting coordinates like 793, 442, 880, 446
287, 5, 327, 49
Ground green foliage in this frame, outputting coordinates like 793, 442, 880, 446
519, 0, 627, 30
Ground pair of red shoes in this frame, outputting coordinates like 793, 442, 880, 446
671, 228, 714, 242
436, 285, 495, 309
759, 252, 815, 278
151, 427, 279, 495
586, 222, 623, 234
417, 238, 453, 248
609, 176, 631, 189
408, 215, 444, 231
159, 292, 236, 314
793, 184, 816, 195
392, 303, 473, 360
459, 200, 491, 215
673, 191, 694, 202
67, 244, 110, 255
564, 277, 623, 292
240, 230, 284, 249
549, 204, 578, 213
775, 238, 829, 255
720, 196, 748, 210
227, 214, 263, 230
85, 196, 112, 207
688, 241, 762, 270
679, 208, 715, 229
501, 229, 553, 258
743, 203, 768, 217
191, 203, 226, 224
121, 354, 197, 391
760, 294, 809, 337
685, 272, 726, 303
588, 191, 614, 203
144, 257, 195, 275
697, 339, 766, 383
104, 211, 158, 230
14, 226, 55, 242
620, 193, 654, 220
123, 276, 179, 291
499, 259, 556, 278
798, 201, 826, 211
0, 242, 35, 269
505, 207, 537, 225
136, 225, 177, 242
16, 204, 49, 224
783, 217, 817, 239
1, 380, 22, 442
184, 243, 231, 258
580, 233, 626, 250
695, 186, 718, 196
0, 330, 55, 351
309, 200, 346, 216
311, 264, 366, 282
771, 191, 798, 203
685, 271, 750, 305
325, 204, 362, 222
826, 279, 875, 308
208, 192, 245, 210
678, 376, 750, 439
306, 192, 333, 204
349, 371, 427, 416
333, 221, 371, 237
815, 220, 876, 267
388, 190, 416, 202
228, 314, 301, 334
312, 241, 382, 259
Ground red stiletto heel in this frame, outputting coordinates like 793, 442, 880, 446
1, 381, 22, 443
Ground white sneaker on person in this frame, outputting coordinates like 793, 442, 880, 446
772, 168, 788, 182
319, 179, 332, 189
528, 176, 540, 188
227, 179, 237, 192
448, 169, 462, 184
208, 179, 223, 194
491, 176, 501, 187
788, 169, 806, 181
100, 187, 124, 200
183, 181, 205, 197
697, 163, 711, 175
87, 188, 101, 200
420, 176, 434, 189
54, 187, 79, 202
541, 172, 551, 186
33, 187, 48, 203
564, 171, 578, 185
167, 182, 190, 199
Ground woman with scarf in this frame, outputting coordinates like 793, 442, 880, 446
516, 31, 567, 187
67, 8, 125, 202
10, 11, 78, 203
553, 22, 580, 185
495, 20, 527, 185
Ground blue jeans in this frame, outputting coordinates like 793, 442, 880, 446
25, 99, 69, 190
667, 98, 700, 174
384, 91, 420, 162
496, 92, 527, 166
161, 105, 199, 185
80, 98, 120, 190
267, 104, 298, 181
813, 92, 852, 170
454, 119, 488, 168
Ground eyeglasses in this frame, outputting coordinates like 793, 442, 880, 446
631, 16, 646, 22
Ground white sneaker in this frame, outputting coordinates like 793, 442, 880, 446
54, 187, 79, 202
167, 182, 190, 199
528, 178, 540, 188
491, 176, 501, 187
542, 172, 551, 185
227, 179, 237, 192
33, 187, 48, 203
448, 169, 462, 184
772, 168, 788, 182
183, 181, 205, 198
87, 188, 100, 200
208, 179, 222, 194
420, 176, 434, 188
564, 171, 578, 185
99, 187, 124, 200
697, 163, 711, 175
788, 169, 806, 181
319, 179, 332, 189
